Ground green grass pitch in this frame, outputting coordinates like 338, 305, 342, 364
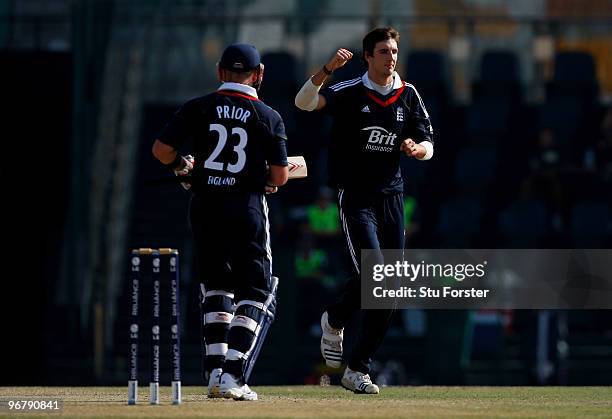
1, 386, 611, 418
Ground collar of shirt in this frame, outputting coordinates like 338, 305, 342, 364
217, 82, 258, 99
361, 71, 403, 95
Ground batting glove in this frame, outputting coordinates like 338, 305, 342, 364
174, 154, 194, 190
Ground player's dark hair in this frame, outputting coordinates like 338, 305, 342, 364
362, 27, 400, 65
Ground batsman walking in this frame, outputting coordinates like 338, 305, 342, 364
153, 43, 288, 401
295, 27, 434, 394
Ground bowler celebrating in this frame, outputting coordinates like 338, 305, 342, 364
295, 27, 434, 394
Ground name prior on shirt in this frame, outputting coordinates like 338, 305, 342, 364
216, 105, 251, 123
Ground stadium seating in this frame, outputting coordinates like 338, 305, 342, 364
548, 51, 599, 104
499, 199, 549, 246
261, 51, 300, 133
542, 51, 601, 162
570, 201, 610, 247
400, 154, 429, 196
436, 197, 484, 246
536, 98, 586, 165
404, 50, 450, 138
262, 51, 321, 204
464, 98, 513, 143
474, 50, 522, 105
453, 145, 498, 194
466, 50, 524, 145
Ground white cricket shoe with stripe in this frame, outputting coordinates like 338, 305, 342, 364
320, 311, 343, 368
341, 367, 380, 394
207, 368, 223, 398
220, 373, 258, 401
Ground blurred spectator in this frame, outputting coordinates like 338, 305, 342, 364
294, 230, 334, 288
523, 128, 566, 217
530, 128, 564, 171
518, 310, 568, 385
306, 187, 340, 240
294, 229, 341, 336
403, 195, 420, 244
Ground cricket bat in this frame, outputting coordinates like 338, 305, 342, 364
287, 156, 307, 179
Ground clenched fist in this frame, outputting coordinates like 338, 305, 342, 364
401, 139, 426, 159
174, 154, 194, 176
326, 48, 353, 72
174, 154, 195, 191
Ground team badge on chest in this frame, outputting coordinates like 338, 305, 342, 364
396, 107, 404, 121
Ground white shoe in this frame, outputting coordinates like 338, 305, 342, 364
341, 367, 380, 394
220, 373, 258, 401
207, 368, 223, 398
320, 312, 343, 368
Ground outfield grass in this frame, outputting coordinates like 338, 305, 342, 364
1, 386, 611, 418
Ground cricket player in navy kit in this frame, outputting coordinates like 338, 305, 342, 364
153, 43, 288, 401
295, 27, 434, 394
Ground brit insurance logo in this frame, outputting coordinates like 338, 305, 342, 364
361, 126, 397, 152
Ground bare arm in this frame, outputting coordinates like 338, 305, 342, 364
152, 139, 194, 174
295, 48, 353, 111
400, 139, 434, 160
267, 164, 288, 187
152, 139, 177, 164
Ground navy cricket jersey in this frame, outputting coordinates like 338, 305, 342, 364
159, 82, 288, 193
320, 72, 433, 194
